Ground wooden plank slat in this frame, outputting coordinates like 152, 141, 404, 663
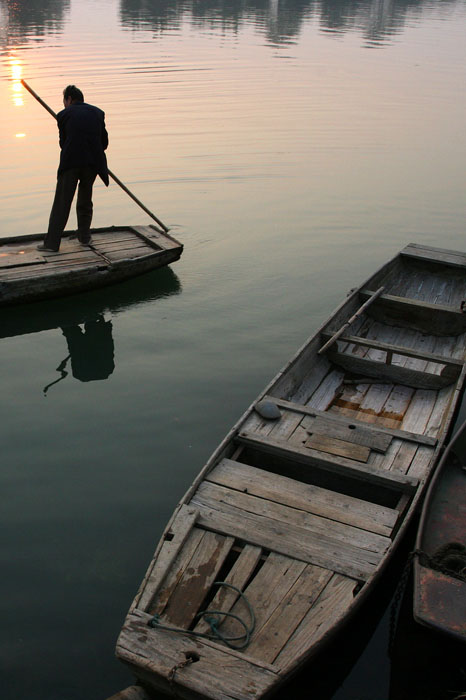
245, 563, 333, 663
0, 260, 107, 280
236, 430, 419, 493
401, 243, 466, 268
137, 506, 198, 612
160, 531, 235, 629
304, 369, 345, 410
193, 499, 384, 581
0, 251, 46, 268
328, 348, 460, 390
193, 481, 390, 554
263, 395, 437, 446
105, 248, 155, 261
207, 459, 398, 536
302, 415, 392, 452
360, 289, 466, 336
132, 225, 182, 252
218, 552, 308, 651
304, 433, 370, 462
322, 333, 464, 368
194, 544, 263, 635
92, 241, 150, 253
274, 574, 357, 671
147, 527, 205, 616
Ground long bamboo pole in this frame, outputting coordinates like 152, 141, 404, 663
21, 79, 169, 233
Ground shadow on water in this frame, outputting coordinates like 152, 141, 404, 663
0, 265, 181, 340
42, 315, 116, 393
1, 266, 181, 393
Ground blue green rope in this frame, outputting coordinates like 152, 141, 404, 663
148, 582, 255, 650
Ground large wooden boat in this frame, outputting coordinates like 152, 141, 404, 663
413, 415, 466, 643
116, 243, 466, 700
0, 225, 183, 306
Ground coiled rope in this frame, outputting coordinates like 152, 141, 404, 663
148, 582, 256, 650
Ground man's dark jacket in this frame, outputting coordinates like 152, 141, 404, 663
56, 102, 109, 186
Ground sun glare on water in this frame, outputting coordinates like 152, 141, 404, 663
10, 57, 24, 107
8, 55, 27, 138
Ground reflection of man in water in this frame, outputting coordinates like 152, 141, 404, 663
43, 315, 114, 394
62, 316, 114, 381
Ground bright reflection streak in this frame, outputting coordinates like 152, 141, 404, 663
15, 133, 26, 138
9, 57, 24, 108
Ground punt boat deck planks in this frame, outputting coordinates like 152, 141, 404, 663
0, 225, 183, 305
115, 243, 466, 700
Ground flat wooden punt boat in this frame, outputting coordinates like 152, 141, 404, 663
116, 243, 466, 700
0, 225, 183, 306
413, 415, 466, 643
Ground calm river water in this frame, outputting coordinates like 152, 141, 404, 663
1, 1, 465, 699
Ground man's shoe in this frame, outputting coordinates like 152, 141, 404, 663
79, 237, 93, 246
37, 244, 59, 252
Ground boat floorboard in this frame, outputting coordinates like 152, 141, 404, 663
206, 459, 398, 536
0, 227, 165, 280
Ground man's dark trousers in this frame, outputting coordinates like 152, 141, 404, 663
44, 166, 97, 251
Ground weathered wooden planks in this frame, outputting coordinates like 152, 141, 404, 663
321, 333, 463, 369
328, 348, 460, 389
160, 530, 235, 629
148, 527, 234, 629
263, 396, 437, 446
207, 459, 398, 536
274, 574, 358, 671
194, 480, 390, 554
194, 543, 263, 635
236, 430, 419, 492
401, 243, 466, 269
191, 496, 386, 581
360, 289, 466, 336
302, 414, 393, 452
117, 608, 279, 700
0, 250, 46, 268
137, 505, 198, 612
0, 225, 183, 305
244, 563, 333, 663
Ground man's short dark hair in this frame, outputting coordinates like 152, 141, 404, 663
63, 85, 84, 103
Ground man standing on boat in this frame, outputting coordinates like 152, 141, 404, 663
38, 85, 109, 253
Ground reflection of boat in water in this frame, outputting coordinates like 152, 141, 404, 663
0, 264, 181, 340
1, 264, 182, 394
115, 243, 466, 700
0, 225, 183, 307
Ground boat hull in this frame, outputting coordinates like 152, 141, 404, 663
116, 243, 466, 699
413, 417, 466, 643
0, 225, 183, 306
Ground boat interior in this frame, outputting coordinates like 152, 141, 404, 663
119, 244, 466, 694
